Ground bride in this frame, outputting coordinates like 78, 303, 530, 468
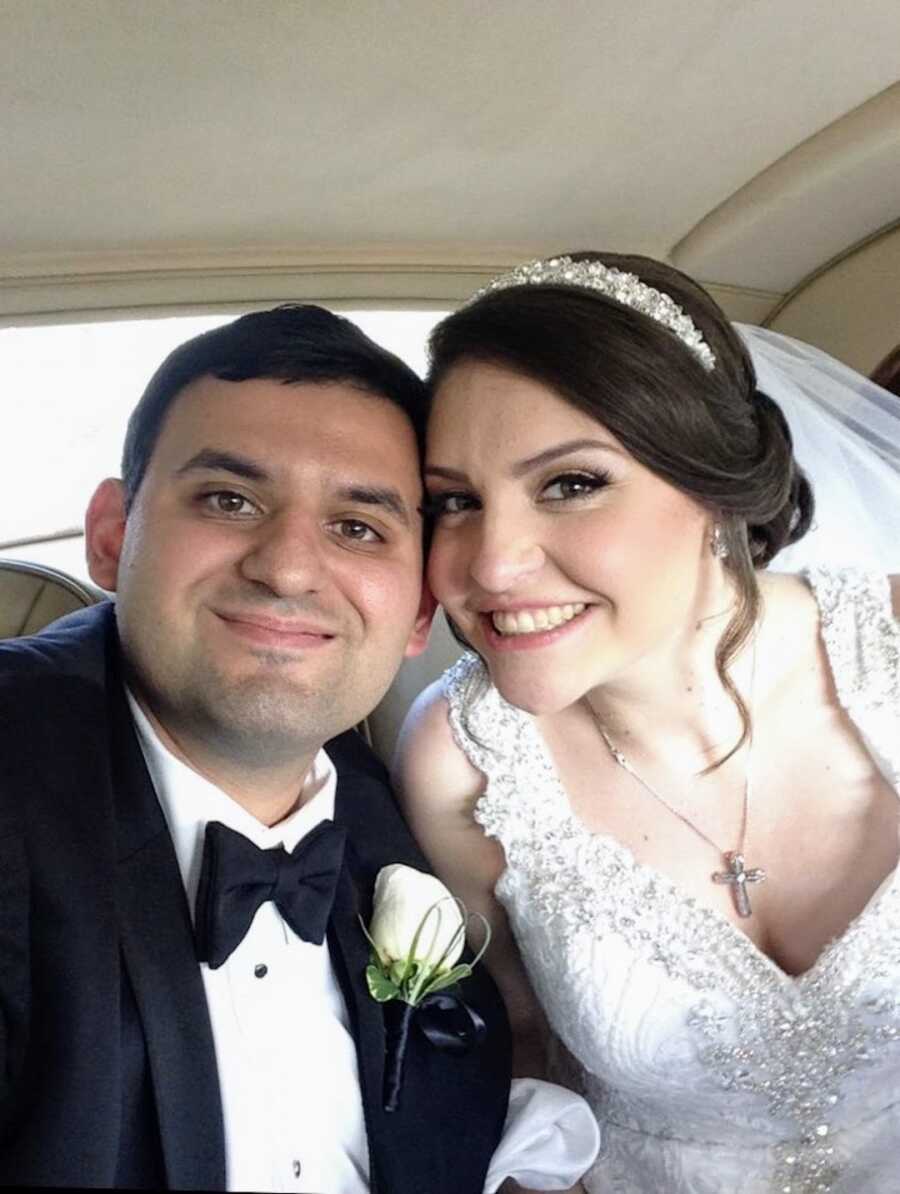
394, 252, 900, 1193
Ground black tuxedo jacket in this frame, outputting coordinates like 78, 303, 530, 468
0, 603, 510, 1190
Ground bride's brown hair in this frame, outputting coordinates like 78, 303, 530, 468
426, 251, 814, 767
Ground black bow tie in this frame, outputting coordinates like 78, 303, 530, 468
194, 819, 347, 969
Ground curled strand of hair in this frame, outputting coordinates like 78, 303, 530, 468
703, 521, 759, 774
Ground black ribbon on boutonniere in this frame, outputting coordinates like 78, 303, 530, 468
383, 991, 487, 1113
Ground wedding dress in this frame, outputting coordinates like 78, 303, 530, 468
444, 569, 900, 1193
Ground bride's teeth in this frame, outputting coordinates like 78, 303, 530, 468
491, 603, 587, 636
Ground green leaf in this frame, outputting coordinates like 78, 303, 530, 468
366, 964, 400, 1003
417, 963, 473, 998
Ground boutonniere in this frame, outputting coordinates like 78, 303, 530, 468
361, 863, 491, 1112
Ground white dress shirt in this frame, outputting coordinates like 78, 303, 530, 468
127, 694, 369, 1194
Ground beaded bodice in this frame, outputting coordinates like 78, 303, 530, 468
444, 569, 900, 1194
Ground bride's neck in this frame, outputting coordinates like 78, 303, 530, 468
584, 584, 757, 771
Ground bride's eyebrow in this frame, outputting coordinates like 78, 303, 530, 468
510, 438, 622, 477
425, 438, 622, 484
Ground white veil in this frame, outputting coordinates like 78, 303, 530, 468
736, 324, 900, 574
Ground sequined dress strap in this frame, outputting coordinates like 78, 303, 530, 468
805, 567, 900, 787
442, 652, 567, 849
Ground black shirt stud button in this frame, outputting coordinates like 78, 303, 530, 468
254, 963, 268, 978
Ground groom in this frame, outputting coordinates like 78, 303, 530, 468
0, 305, 511, 1190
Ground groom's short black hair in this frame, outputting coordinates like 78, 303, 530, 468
121, 304, 427, 508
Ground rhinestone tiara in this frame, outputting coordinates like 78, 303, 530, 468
470, 255, 716, 371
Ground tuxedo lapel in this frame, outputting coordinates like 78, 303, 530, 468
329, 756, 396, 1192
109, 647, 226, 1191
327, 853, 388, 1186
117, 837, 225, 1190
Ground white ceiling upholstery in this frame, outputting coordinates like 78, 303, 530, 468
2, 0, 899, 320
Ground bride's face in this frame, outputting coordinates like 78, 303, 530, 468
425, 359, 717, 714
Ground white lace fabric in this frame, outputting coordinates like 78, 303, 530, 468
444, 569, 900, 1193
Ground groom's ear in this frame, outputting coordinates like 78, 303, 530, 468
85, 478, 127, 592
404, 583, 437, 658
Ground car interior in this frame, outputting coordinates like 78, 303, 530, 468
2, 1, 899, 765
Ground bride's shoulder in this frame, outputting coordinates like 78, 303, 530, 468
757, 569, 820, 632
756, 569, 878, 677
752, 573, 821, 687
394, 674, 462, 767
392, 665, 487, 816
761, 566, 898, 622
759, 568, 899, 706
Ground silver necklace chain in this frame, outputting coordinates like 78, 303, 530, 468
591, 718, 750, 859
587, 640, 766, 918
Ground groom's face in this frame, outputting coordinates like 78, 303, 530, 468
91, 375, 431, 760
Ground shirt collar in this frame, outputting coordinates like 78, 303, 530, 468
126, 689, 338, 916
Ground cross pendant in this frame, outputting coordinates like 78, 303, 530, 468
712, 851, 767, 918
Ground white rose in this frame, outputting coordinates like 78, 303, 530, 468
369, 864, 465, 973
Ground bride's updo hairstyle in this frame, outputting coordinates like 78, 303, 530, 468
426, 251, 814, 763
